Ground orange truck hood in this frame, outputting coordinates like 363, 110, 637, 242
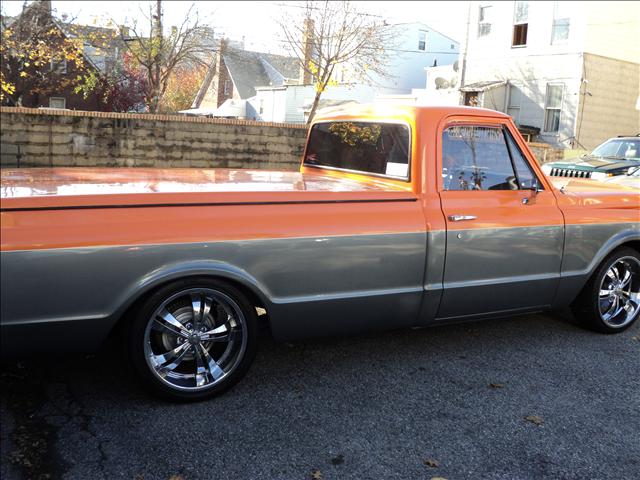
0, 167, 414, 210
550, 177, 640, 211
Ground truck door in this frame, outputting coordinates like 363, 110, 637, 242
436, 121, 564, 320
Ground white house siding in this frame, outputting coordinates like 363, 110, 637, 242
252, 88, 287, 122
332, 22, 460, 96
461, 1, 587, 146
254, 84, 377, 123
368, 23, 460, 95
461, 1, 639, 148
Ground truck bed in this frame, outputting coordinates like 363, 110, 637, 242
0, 167, 414, 210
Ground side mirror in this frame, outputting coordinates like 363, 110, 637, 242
525, 178, 542, 194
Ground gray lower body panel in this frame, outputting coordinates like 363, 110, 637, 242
1, 232, 428, 355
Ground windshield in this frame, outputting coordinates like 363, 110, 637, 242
591, 138, 640, 161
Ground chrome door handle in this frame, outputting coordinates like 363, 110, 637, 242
448, 215, 477, 222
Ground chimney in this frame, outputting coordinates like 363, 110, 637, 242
300, 18, 314, 85
37, 0, 52, 15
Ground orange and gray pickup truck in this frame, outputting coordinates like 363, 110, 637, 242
1, 105, 639, 400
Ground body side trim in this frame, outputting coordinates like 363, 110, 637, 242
0, 197, 418, 213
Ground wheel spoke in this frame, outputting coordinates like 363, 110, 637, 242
198, 343, 225, 381
599, 289, 614, 297
602, 295, 618, 319
193, 344, 208, 387
154, 309, 190, 338
606, 304, 625, 321
612, 266, 622, 281
200, 323, 233, 342
191, 293, 204, 329
619, 268, 632, 288
150, 342, 191, 371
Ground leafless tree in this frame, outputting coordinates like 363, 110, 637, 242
279, 0, 397, 123
119, 0, 215, 112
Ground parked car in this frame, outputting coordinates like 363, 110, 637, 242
1, 105, 639, 401
541, 135, 639, 181
602, 165, 640, 189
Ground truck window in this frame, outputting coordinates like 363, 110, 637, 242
504, 128, 542, 189
442, 126, 518, 191
304, 122, 410, 179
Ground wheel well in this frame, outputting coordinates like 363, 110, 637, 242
623, 240, 640, 254
108, 275, 269, 339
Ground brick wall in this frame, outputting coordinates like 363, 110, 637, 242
0, 107, 308, 170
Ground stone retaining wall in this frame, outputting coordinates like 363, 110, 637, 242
0, 107, 308, 170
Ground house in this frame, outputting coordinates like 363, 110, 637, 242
250, 83, 377, 123
188, 20, 460, 123
189, 40, 301, 118
1, 0, 122, 111
458, 1, 640, 149
336, 22, 460, 96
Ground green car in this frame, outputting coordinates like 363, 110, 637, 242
541, 136, 639, 181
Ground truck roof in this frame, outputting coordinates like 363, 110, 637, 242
313, 103, 511, 122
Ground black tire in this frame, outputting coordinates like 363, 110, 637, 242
571, 247, 640, 334
128, 277, 258, 401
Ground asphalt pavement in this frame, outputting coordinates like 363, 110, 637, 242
1, 311, 639, 480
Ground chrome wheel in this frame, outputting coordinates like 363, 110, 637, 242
143, 288, 248, 392
598, 256, 640, 328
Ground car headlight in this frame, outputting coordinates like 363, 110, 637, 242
591, 172, 614, 181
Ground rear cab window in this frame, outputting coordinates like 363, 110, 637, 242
304, 121, 411, 180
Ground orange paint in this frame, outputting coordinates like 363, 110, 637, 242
1, 105, 638, 252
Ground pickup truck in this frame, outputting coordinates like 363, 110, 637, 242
1, 105, 639, 401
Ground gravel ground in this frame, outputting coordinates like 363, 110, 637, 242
1, 311, 639, 480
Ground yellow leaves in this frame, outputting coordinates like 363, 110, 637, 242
1, 79, 17, 97
19, 72, 28, 78
329, 122, 382, 147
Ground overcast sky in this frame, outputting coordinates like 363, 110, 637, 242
1, 1, 468, 54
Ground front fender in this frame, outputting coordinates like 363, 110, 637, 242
553, 222, 640, 307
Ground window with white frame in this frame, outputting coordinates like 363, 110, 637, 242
543, 84, 563, 132
551, 1, 570, 44
259, 98, 264, 114
50, 58, 67, 74
507, 84, 521, 124
418, 30, 427, 51
49, 97, 66, 109
512, 1, 528, 47
478, 5, 492, 37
